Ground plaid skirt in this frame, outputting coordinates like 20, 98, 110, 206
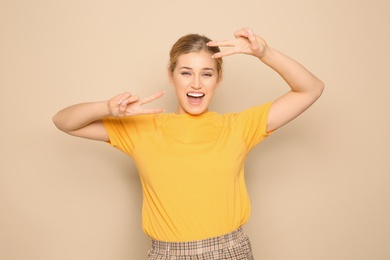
148, 227, 254, 260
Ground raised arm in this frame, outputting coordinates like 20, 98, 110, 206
208, 28, 324, 133
52, 91, 165, 141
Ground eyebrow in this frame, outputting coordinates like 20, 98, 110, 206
179, 66, 215, 71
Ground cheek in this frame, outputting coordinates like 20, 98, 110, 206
206, 78, 220, 88
174, 77, 191, 88
174, 81, 187, 95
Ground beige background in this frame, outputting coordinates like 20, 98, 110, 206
1, 0, 389, 259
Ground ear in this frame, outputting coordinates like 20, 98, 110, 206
216, 73, 223, 88
168, 69, 174, 86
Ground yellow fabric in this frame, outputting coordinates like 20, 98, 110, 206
102, 103, 273, 242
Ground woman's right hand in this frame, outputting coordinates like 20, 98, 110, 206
53, 90, 165, 141
108, 90, 165, 117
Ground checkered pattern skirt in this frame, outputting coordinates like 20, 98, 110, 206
148, 227, 254, 260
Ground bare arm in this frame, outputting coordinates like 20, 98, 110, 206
52, 91, 165, 141
208, 28, 324, 133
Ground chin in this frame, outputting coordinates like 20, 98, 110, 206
183, 106, 208, 115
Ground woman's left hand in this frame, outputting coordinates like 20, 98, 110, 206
207, 28, 268, 59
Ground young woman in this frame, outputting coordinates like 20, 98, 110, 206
53, 28, 324, 259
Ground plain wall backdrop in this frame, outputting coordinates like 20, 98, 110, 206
1, 0, 389, 259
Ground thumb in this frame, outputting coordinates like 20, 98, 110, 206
117, 101, 127, 117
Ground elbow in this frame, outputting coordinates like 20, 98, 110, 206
52, 113, 59, 128
313, 79, 325, 99
52, 112, 66, 132
52, 114, 62, 132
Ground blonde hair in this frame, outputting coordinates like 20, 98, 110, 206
169, 34, 223, 75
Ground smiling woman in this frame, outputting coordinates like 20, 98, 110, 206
52, 28, 324, 259
169, 50, 222, 115
167, 33, 223, 115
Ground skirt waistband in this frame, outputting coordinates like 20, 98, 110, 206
151, 227, 245, 256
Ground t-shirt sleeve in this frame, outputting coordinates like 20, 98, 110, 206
233, 102, 275, 151
102, 116, 136, 155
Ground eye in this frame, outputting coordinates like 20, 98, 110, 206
180, 71, 191, 76
203, 73, 213, 77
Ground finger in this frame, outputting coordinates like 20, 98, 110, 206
119, 95, 140, 107
117, 96, 140, 117
207, 40, 235, 48
117, 100, 128, 117
234, 28, 250, 39
139, 90, 165, 105
212, 48, 239, 59
247, 29, 260, 50
117, 92, 132, 104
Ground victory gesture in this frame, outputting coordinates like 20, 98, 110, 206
208, 28, 268, 59
52, 90, 165, 141
108, 90, 165, 117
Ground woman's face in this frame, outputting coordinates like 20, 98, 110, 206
169, 51, 222, 115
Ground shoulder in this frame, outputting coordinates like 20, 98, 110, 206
223, 102, 273, 121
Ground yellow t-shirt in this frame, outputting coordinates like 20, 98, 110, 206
102, 103, 273, 242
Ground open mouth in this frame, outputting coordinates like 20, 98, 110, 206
186, 92, 205, 105
187, 93, 205, 98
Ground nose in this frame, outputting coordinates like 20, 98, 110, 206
191, 75, 202, 89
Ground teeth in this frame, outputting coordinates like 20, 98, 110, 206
187, 93, 205, 98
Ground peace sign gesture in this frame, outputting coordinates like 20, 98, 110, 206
207, 28, 268, 59
108, 90, 165, 117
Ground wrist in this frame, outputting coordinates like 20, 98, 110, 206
100, 100, 112, 118
258, 46, 278, 64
